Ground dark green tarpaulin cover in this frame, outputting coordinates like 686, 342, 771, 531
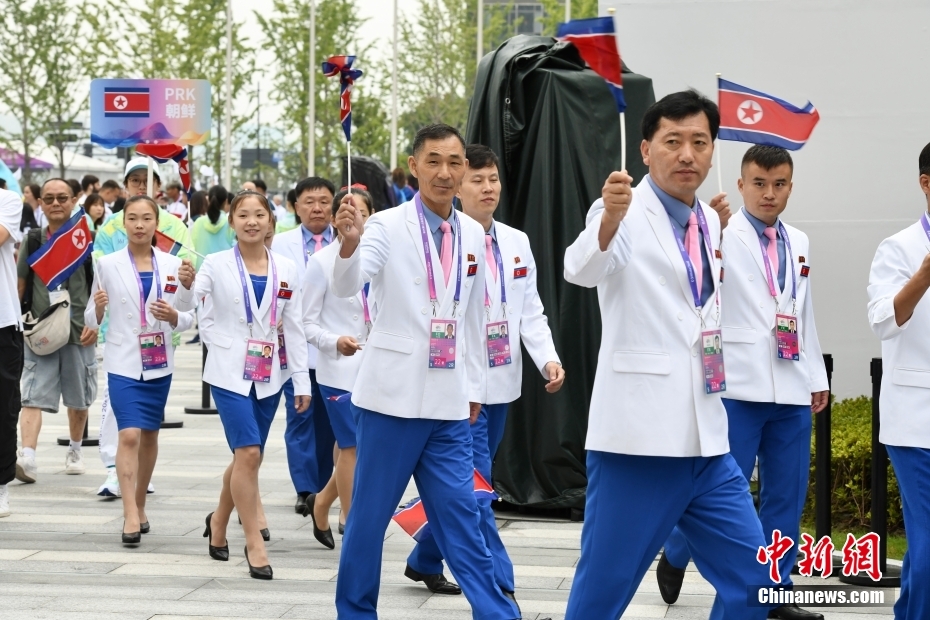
466, 35, 655, 509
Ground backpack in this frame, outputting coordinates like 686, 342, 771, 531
20, 227, 94, 315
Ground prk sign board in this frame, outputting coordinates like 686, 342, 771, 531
90, 79, 211, 148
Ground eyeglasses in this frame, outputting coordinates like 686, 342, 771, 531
41, 195, 71, 205
127, 177, 148, 188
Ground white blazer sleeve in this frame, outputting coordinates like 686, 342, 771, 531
563, 198, 632, 288
332, 215, 390, 298
193, 254, 216, 302
84, 264, 105, 330
302, 257, 339, 359
465, 235, 487, 404
283, 267, 311, 396
868, 237, 912, 340
518, 243, 560, 375
175, 280, 195, 311
800, 268, 829, 393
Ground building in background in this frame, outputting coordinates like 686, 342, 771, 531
486, 0, 545, 36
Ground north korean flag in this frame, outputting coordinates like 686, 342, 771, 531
27, 209, 93, 290
391, 470, 498, 542
104, 87, 150, 118
557, 17, 626, 113
718, 78, 819, 151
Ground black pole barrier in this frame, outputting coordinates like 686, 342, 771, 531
839, 357, 901, 587
815, 354, 833, 543
57, 418, 99, 447
184, 343, 218, 414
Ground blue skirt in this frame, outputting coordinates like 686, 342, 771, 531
318, 384, 357, 449
108, 373, 171, 432
211, 384, 282, 452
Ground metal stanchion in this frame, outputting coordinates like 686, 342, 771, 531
839, 358, 901, 587
184, 344, 217, 415
815, 354, 833, 542
57, 419, 99, 447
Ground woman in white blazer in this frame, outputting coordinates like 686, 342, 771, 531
302, 187, 374, 550
84, 195, 196, 545
192, 191, 310, 580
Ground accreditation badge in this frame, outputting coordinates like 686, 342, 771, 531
486, 321, 512, 367
429, 319, 456, 369
139, 332, 168, 371
775, 314, 800, 361
244, 339, 274, 382
277, 333, 288, 370
701, 329, 726, 394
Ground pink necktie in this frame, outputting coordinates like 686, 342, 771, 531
684, 212, 702, 296
312, 233, 324, 253
439, 221, 453, 286
485, 234, 497, 282
763, 227, 779, 289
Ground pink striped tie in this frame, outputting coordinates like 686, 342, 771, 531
684, 212, 702, 296
485, 234, 497, 282
312, 233, 324, 253
763, 227, 779, 289
439, 221, 453, 286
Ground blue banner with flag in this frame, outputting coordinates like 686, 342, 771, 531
27, 209, 93, 290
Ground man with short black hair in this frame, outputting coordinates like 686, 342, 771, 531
658, 145, 828, 620
0, 188, 24, 517
564, 90, 772, 619
15, 179, 98, 483
272, 177, 337, 515
79, 175, 100, 205
164, 181, 187, 222
99, 180, 120, 211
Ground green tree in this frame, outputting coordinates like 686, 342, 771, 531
538, 0, 599, 36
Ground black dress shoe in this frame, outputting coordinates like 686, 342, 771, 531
237, 515, 271, 541
203, 512, 229, 561
656, 550, 686, 605
122, 522, 141, 545
338, 521, 345, 535
244, 545, 273, 580
501, 588, 522, 615
768, 604, 824, 620
140, 521, 150, 534
305, 493, 335, 550
295, 493, 310, 515
404, 564, 462, 595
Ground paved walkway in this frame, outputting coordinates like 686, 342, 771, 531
0, 335, 897, 619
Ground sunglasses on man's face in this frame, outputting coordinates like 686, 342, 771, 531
41, 195, 71, 205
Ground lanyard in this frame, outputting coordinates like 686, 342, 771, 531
920, 213, 930, 244
669, 202, 715, 310
483, 234, 507, 318
361, 283, 371, 332
234, 245, 278, 336
128, 249, 161, 330
757, 220, 797, 313
414, 193, 462, 317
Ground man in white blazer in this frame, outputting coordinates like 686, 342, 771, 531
867, 141, 930, 620
405, 144, 565, 597
271, 177, 337, 515
658, 146, 828, 620
562, 91, 773, 620
331, 124, 521, 620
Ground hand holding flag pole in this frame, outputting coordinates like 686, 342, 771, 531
322, 55, 363, 234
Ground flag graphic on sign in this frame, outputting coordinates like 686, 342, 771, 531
556, 17, 626, 113
391, 469, 499, 542
27, 209, 93, 290
103, 87, 150, 118
154, 230, 183, 256
322, 56, 363, 142
718, 78, 820, 151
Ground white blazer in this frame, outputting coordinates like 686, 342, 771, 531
563, 176, 728, 457
478, 221, 560, 405
332, 200, 487, 420
271, 225, 334, 370
719, 208, 828, 405
302, 242, 371, 392
193, 247, 310, 399
867, 217, 930, 449
85, 247, 196, 380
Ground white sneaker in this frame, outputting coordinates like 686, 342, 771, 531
147, 482, 155, 494
14, 450, 37, 483
0, 485, 9, 517
97, 468, 120, 497
64, 449, 86, 475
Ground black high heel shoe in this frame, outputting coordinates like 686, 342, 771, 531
122, 522, 141, 546
238, 515, 270, 542
140, 521, 150, 534
244, 545, 273, 580
304, 493, 335, 550
204, 512, 229, 561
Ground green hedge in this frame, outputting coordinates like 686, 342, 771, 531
802, 396, 903, 533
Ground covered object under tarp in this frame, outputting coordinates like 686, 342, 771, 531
466, 35, 655, 511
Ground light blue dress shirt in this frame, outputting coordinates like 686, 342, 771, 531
420, 203, 457, 253
301, 224, 334, 257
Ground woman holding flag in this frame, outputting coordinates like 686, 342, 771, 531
191, 190, 310, 580
84, 195, 197, 545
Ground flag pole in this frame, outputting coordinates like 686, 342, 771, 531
607, 8, 625, 171
347, 140, 352, 195
715, 72, 723, 194
308, 0, 316, 176
477, 0, 483, 64
223, 0, 233, 186
390, 0, 398, 169
146, 156, 155, 199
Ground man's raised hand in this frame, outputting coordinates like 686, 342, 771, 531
335, 193, 363, 257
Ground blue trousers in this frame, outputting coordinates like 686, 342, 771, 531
408, 403, 514, 592
283, 370, 335, 494
887, 445, 930, 620
336, 406, 519, 620
664, 399, 812, 590
565, 450, 771, 620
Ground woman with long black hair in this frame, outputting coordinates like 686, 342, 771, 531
191, 185, 235, 268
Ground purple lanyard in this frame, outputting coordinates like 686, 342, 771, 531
361, 287, 371, 329
483, 234, 507, 311
234, 245, 278, 335
921, 213, 930, 244
670, 202, 715, 309
128, 249, 161, 330
414, 193, 462, 316
757, 221, 797, 304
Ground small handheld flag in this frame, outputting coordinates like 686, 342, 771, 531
391, 469, 499, 542
135, 143, 192, 198
154, 229, 204, 259
322, 56, 363, 142
556, 17, 626, 113
27, 209, 93, 290
718, 78, 820, 151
